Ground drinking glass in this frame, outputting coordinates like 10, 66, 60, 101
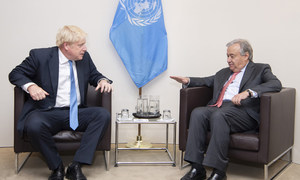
142, 98, 148, 115
116, 112, 121, 120
121, 109, 129, 119
136, 98, 143, 115
149, 95, 160, 115
163, 109, 171, 120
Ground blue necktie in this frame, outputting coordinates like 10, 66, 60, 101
69, 60, 78, 130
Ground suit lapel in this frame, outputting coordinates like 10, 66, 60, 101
219, 70, 232, 88
48, 47, 59, 96
214, 69, 232, 100
240, 61, 254, 91
75, 61, 85, 104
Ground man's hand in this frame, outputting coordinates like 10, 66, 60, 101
27, 84, 49, 101
170, 76, 190, 85
231, 91, 249, 105
95, 80, 113, 93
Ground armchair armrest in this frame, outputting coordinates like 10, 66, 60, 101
14, 87, 26, 124
98, 91, 112, 151
101, 92, 112, 114
14, 87, 34, 152
86, 85, 111, 111
86, 85, 112, 151
259, 87, 296, 162
179, 87, 213, 150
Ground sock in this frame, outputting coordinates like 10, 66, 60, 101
70, 161, 80, 167
192, 163, 205, 173
213, 168, 226, 177
53, 162, 64, 171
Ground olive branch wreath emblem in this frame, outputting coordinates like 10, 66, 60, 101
120, 0, 162, 26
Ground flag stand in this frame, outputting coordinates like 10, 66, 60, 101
126, 87, 152, 148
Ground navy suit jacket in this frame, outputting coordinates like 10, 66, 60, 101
9, 46, 112, 137
188, 61, 282, 122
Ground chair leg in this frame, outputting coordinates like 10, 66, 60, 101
180, 151, 184, 169
180, 151, 190, 169
264, 147, 293, 180
103, 150, 110, 171
264, 164, 269, 180
15, 152, 32, 174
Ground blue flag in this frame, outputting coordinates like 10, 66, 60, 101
110, 0, 168, 88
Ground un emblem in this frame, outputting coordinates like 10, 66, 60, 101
120, 0, 162, 26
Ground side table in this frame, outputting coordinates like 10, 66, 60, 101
115, 118, 176, 167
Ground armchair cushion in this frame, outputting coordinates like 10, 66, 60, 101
228, 133, 259, 151
53, 131, 83, 142
204, 132, 259, 152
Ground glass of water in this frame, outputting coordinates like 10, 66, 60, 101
121, 109, 129, 119
163, 109, 171, 120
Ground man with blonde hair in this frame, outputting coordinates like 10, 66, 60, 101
9, 25, 112, 180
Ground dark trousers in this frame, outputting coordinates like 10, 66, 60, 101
24, 106, 110, 170
184, 101, 257, 171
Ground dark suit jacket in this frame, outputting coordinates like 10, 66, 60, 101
9, 46, 112, 137
188, 61, 282, 122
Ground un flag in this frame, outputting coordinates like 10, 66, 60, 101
110, 0, 168, 88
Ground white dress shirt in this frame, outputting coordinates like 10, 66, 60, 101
222, 65, 247, 101
22, 49, 81, 107
55, 50, 81, 107
223, 63, 257, 100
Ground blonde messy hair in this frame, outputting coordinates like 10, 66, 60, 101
56, 25, 87, 47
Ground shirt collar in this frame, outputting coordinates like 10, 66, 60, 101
240, 62, 248, 73
58, 49, 69, 64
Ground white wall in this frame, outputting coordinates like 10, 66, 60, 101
1, 0, 300, 163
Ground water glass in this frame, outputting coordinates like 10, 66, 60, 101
163, 109, 171, 120
142, 98, 148, 115
149, 98, 160, 115
116, 112, 121, 120
136, 98, 144, 115
121, 109, 129, 119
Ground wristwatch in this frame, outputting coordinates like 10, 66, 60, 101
247, 89, 253, 97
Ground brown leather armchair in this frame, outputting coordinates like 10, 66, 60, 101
14, 85, 112, 173
179, 87, 296, 180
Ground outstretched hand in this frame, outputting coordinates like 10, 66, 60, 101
170, 76, 189, 85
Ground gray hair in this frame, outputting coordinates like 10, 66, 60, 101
226, 39, 253, 61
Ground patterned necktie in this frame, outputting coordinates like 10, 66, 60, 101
212, 72, 239, 108
68, 60, 78, 130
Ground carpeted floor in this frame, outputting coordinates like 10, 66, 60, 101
0, 145, 299, 180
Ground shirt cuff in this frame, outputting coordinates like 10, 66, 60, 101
22, 82, 36, 93
248, 89, 258, 98
98, 78, 111, 84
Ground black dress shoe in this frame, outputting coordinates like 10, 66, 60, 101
207, 172, 227, 180
181, 168, 206, 180
49, 163, 65, 180
66, 162, 87, 180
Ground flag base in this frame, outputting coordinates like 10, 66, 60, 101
126, 135, 152, 148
